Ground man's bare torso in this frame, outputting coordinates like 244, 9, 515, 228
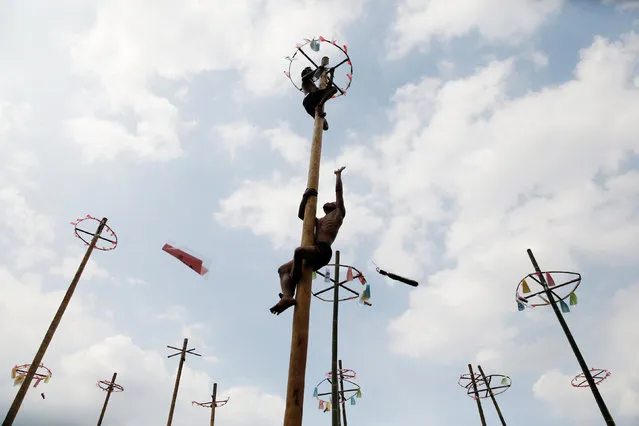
316, 209, 344, 245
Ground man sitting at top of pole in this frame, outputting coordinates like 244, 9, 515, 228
301, 55, 338, 131
270, 167, 346, 315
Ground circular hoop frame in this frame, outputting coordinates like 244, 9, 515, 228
314, 377, 361, 404
571, 369, 611, 388
313, 264, 366, 302
72, 215, 118, 251
11, 363, 52, 388
284, 36, 353, 98
325, 368, 356, 380
458, 373, 511, 399
97, 379, 124, 392
192, 397, 230, 408
516, 271, 581, 309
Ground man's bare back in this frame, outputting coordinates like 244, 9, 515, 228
270, 167, 346, 315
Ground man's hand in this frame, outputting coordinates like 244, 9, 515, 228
334, 166, 346, 175
303, 188, 318, 198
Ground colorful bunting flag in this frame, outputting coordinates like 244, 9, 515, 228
501, 377, 508, 385
358, 274, 366, 285
346, 267, 353, 281
522, 279, 531, 294
324, 402, 331, 412
569, 292, 578, 306
11, 366, 17, 379
517, 301, 525, 312
356, 389, 362, 398
319, 400, 324, 410
310, 39, 320, 51
324, 269, 331, 282
350, 396, 356, 405
560, 300, 570, 313
313, 387, 318, 398
14, 375, 25, 387
312, 271, 317, 280
546, 273, 556, 286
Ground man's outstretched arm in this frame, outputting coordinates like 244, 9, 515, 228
298, 188, 318, 220
334, 166, 345, 214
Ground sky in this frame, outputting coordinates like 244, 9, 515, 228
1, 0, 639, 425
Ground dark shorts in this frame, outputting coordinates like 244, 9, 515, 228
303, 88, 333, 118
310, 241, 332, 271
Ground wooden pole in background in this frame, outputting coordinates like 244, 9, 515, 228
97, 372, 118, 426
477, 365, 507, 426
3, 218, 108, 426
468, 364, 487, 426
210, 383, 218, 426
166, 338, 201, 426
526, 249, 615, 425
331, 251, 341, 426
338, 360, 348, 426
283, 80, 327, 426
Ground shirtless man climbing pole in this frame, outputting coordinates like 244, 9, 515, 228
270, 166, 346, 315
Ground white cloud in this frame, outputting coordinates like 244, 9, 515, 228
386, 0, 564, 59
215, 121, 259, 159
63, 0, 365, 163
49, 246, 111, 281
531, 51, 549, 69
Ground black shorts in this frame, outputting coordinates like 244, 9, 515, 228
310, 241, 332, 271
303, 88, 332, 118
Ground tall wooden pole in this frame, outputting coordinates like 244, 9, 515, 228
211, 383, 217, 426
526, 249, 615, 425
97, 372, 118, 426
477, 366, 506, 426
210, 383, 217, 426
331, 251, 341, 426
3, 218, 108, 426
167, 338, 189, 426
468, 364, 487, 426
338, 360, 348, 426
283, 86, 327, 426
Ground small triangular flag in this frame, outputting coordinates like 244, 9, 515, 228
363, 284, 371, 299
501, 377, 508, 385
319, 400, 324, 410
560, 300, 570, 313
569, 292, 578, 306
350, 396, 356, 405
356, 389, 362, 398
347, 267, 353, 281
517, 301, 525, 311
324, 269, 331, 282
522, 280, 531, 293
44, 375, 50, 383
13, 375, 25, 387
546, 273, 556, 286
358, 274, 366, 285
324, 402, 330, 412
11, 366, 17, 379
312, 271, 317, 280
313, 387, 318, 397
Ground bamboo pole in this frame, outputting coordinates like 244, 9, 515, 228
283, 92, 326, 426
167, 338, 189, 426
331, 251, 341, 426
97, 372, 118, 426
468, 364, 486, 426
526, 249, 615, 425
210, 383, 217, 426
477, 365, 506, 426
3, 218, 108, 426
338, 360, 348, 426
